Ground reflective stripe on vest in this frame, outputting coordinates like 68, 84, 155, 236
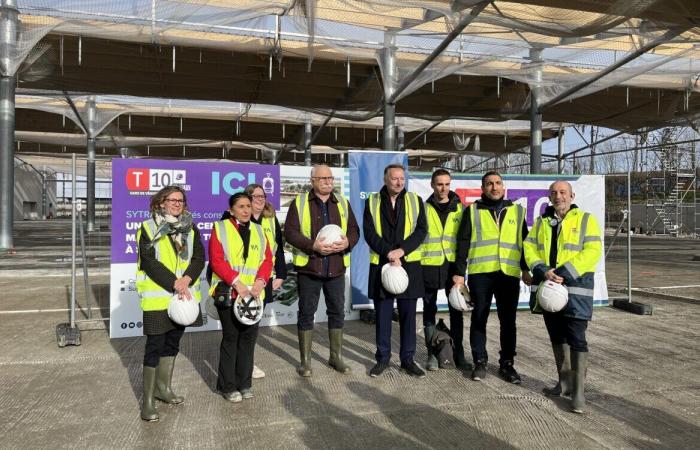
368, 192, 422, 264
421, 201, 463, 266
260, 215, 277, 278
524, 209, 602, 278
467, 204, 523, 278
135, 219, 201, 312
209, 220, 267, 301
291, 192, 351, 268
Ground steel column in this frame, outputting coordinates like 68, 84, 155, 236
529, 49, 543, 174
303, 121, 312, 166
86, 97, 96, 231
0, 0, 17, 250
557, 125, 565, 174
382, 33, 397, 151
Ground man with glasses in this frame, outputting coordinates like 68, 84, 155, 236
284, 164, 360, 377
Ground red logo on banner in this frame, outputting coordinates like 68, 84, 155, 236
126, 168, 150, 191
455, 188, 482, 206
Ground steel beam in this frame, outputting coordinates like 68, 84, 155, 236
385, 1, 490, 105
382, 33, 397, 151
539, 27, 686, 111
0, 0, 18, 250
303, 121, 312, 166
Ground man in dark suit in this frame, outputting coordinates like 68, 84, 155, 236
363, 164, 428, 378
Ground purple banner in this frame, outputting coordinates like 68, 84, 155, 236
111, 159, 280, 264
507, 189, 550, 226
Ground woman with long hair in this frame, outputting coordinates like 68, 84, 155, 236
209, 192, 273, 402
136, 185, 205, 422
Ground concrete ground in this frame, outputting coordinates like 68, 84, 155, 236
0, 220, 698, 449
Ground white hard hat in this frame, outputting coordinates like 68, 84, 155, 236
205, 296, 219, 321
381, 263, 409, 295
233, 293, 264, 325
167, 290, 200, 326
316, 224, 344, 244
448, 285, 472, 311
536, 280, 569, 312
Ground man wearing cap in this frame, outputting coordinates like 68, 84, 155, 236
524, 180, 602, 414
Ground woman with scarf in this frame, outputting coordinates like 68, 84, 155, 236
209, 192, 273, 402
136, 185, 205, 422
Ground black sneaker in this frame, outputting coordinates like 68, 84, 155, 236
498, 361, 522, 384
471, 361, 487, 381
370, 362, 389, 377
400, 361, 426, 378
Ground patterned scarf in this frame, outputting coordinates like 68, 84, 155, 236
150, 210, 193, 258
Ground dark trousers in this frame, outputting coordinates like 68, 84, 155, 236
217, 307, 258, 394
144, 328, 184, 367
467, 271, 520, 363
373, 297, 417, 364
297, 273, 345, 331
543, 312, 589, 352
423, 288, 465, 350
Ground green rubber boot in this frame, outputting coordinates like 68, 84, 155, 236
571, 351, 589, 413
328, 328, 351, 374
543, 343, 572, 397
298, 330, 313, 377
155, 356, 184, 404
141, 366, 159, 422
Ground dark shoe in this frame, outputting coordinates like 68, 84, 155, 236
141, 366, 159, 422
543, 343, 572, 397
471, 361, 487, 381
369, 362, 389, 377
424, 326, 438, 371
154, 356, 184, 404
222, 390, 242, 402
297, 329, 313, 377
571, 351, 588, 413
240, 388, 254, 400
400, 361, 426, 378
328, 328, 351, 374
498, 360, 522, 384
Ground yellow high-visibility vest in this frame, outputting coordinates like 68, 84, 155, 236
136, 219, 201, 311
467, 204, 524, 278
260, 215, 277, 277
421, 201, 463, 266
524, 208, 602, 279
291, 192, 351, 268
368, 191, 422, 264
209, 220, 267, 301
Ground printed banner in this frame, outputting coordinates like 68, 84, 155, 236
409, 173, 608, 310
111, 159, 280, 337
348, 151, 409, 309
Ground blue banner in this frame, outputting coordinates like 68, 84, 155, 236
349, 151, 409, 309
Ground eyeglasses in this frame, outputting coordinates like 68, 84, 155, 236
165, 198, 184, 204
311, 176, 334, 182
251, 194, 266, 200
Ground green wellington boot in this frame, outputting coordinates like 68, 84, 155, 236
571, 351, 589, 413
155, 356, 184, 404
424, 326, 438, 371
543, 343, 572, 397
141, 366, 159, 422
298, 330, 313, 377
328, 328, 351, 374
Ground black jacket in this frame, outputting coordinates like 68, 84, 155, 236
422, 191, 462, 291
453, 195, 529, 277
363, 186, 428, 300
